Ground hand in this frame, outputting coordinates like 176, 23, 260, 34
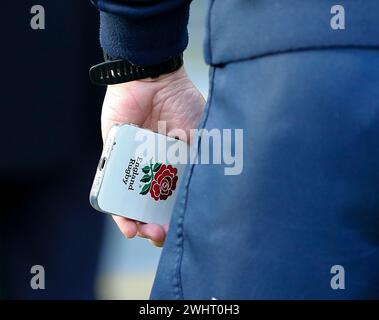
101, 66, 206, 247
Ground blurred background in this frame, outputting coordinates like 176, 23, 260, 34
0, 1, 208, 299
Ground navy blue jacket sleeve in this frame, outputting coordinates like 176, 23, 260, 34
91, 0, 191, 66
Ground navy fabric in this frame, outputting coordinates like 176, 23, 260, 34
205, 0, 379, 65
92, 0, 191, 65
152, 48, 379, 299
151, 1, 379, 299
92, 0, 379, 66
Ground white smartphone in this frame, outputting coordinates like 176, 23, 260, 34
90, 123, 188, 225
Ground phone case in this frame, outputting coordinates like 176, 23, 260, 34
90, 123, 188, 225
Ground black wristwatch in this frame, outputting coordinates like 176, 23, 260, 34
89, 52, 183, 86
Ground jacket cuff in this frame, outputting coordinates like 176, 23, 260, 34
98, 5, 190, 66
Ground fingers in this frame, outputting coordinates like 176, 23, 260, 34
112, 216, 138, 239
112, 216, 169, 247
148, 224, 169, 247
137, 223, 166, 247
163, 223, 169, 234
148, 239, 165, 248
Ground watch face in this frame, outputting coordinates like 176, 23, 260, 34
90, 124, 188, 225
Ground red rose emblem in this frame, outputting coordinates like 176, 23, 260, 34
150, 164, 178, 201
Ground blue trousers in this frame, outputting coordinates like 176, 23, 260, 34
151, 1, 379, 299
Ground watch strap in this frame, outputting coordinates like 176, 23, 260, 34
89, 54, 183, 86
